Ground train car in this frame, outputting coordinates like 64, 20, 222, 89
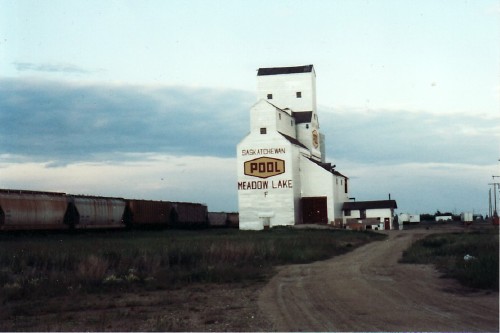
124, 199, 172, 226
0, 188, 219, 231
0, 189, 70, 230
170, 202, 208, 228
227, 212, 239, 228
208, 212, 228, 227
67, 195, 126, 229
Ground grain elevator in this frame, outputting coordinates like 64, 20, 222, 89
237, 65, 349, 230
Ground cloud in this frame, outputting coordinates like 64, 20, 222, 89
13, 62, 94, 74
2, 77, 496, 167
0, 153, 238, 211
485, 2, 500, 14
1, 77, 497, 213
0, 78, 252, 162
317, 107, 498, 214
337, 159, 495, 215
320, 107, 499, 166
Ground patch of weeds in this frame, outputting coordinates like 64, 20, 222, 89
0, 228, 384, 299
2, 282, 22, 300
401, 230, 499, 291
421, 236, 449, 248
103, 274, 123, 284
77, 255, 109, 283
149, 314, 187, 332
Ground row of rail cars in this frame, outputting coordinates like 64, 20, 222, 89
0, 189, 237, 231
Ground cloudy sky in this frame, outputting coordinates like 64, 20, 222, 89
1, 0, 499, 215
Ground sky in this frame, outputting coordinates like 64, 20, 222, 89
1, 0, 499, 215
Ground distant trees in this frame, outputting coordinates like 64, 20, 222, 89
420, 213, 434, 221
420, 210, 461, 222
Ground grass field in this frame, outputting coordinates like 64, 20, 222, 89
400, 229, 499, 291
0, 227, 385, 301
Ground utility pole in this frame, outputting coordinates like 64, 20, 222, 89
490, 175, 500, 218
488, 188, 493, 217
493, 159, 500, 224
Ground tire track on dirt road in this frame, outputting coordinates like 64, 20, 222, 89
258, 228, 499, 332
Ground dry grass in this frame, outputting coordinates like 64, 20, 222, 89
77, 255, 109, 282
400, 229, 499, 290
0, 228, 385, 300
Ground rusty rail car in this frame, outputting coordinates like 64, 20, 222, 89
123, 199, 173, 226
0, 189, 69, 230
68, 195, 127, 229
207, 212, 240, 228
0, 189, 213, 231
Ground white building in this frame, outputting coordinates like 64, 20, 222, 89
237, 65, 349, 230
460, 212, 473, 223
398, 213, 410, 224
399, 213, 420, 224
409, 214, 420, 223
435, 215, 453, 222
342, 200, 398, 230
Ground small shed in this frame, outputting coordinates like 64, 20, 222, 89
409, 214, 420, 223
398, 213, 420, 224
342, 200, 398, 230
398, 213, 409, 223
460, 212, 473, 223
435, 215, 452, 222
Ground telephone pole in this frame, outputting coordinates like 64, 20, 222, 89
489, 188, 492, 218
490, 175, 500, 219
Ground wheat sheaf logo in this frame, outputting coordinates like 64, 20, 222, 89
312, 129, 319, 148
244, 157, 285, 179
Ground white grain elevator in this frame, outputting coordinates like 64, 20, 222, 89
237, 65, 349, 230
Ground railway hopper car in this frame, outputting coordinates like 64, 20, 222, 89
124, 199, 172, 226
170, 202, 208, 228
1, 188, 216, 231
66, 195, 127, 229
206, 212, 239, 228
0, 189, 69, 230
226, 212, 239, 228
208, 212, 228, 227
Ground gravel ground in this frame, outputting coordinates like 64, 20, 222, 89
259, 226, 499, 332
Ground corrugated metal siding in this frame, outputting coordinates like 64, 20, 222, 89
72, 196, 126, 228
226, 212, 239, 228
0, 190, 68, 229
257, 65, 313, 76
208, 212, 227, 227
171, 202, 207, 226
127, 200, 171, 225
343, 200, 397, 210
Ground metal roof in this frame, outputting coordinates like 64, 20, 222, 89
0, 188, 66, 196
258, 65, 314, 76
293, 111, 313, 124
278, 132, 308, 149
305, 157, 348, 178
332, 169, 348, 178
343, 200, 398, 210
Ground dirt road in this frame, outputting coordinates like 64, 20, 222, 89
259, 228, 499, 332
